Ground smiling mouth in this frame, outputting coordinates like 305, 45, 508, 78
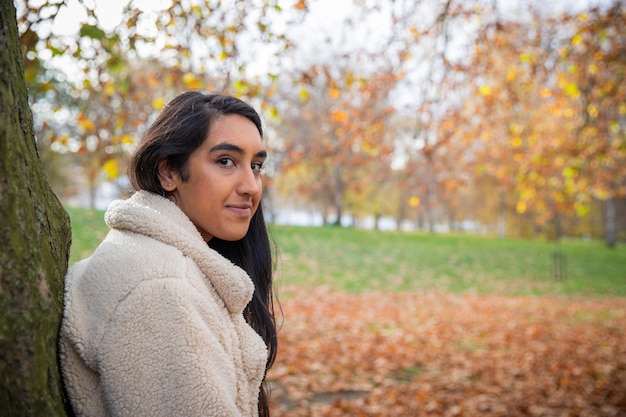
227, 205, 252, 216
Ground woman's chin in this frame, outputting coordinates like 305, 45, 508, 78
214, 228, 250, 242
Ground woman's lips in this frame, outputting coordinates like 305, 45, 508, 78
227, 205, 252, 216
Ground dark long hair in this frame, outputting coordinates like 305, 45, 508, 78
129, 91, 276, 416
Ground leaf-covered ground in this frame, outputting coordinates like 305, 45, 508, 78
268, 286, 626, 416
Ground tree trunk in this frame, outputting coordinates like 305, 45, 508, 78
426, 177, 436, 234
497, 192, 506, 239
605, 197, 616, 248
374, 213, 381, 231
426, 160, 436, 234
0, 1, 72, 415
395, 192, 406, 232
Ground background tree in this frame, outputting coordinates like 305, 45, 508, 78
17, 0, 306, 205
275, 61, 398, 226
459, 2, 626, 243
554, 4, 626, 247
0, 0, 71, 414
16, 0, 626, 244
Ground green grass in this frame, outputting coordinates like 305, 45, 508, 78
66, 207, 626, 297
66, 206, 108, 265
272, 225, 626, 296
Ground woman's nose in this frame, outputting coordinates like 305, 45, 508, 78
237, 166, 261, 196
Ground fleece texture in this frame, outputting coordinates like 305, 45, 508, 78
59, 190, 267, 417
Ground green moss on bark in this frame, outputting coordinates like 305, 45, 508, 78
0, 0, 72, 415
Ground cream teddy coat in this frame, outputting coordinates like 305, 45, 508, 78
59, 190, 268, 417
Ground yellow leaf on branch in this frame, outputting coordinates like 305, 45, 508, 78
102, 159, 119, 180
506, 66, 516, 82
519, 53, 534, 63
479, 84, 492, 96
104, 82, 115, 97
510, 136, 523, 148
540, 88, 552, 98
563, 167, 578, 178
268, 106, 280, 122
299, 87, 309, 102
587, 104, 598, 118
609, 121, 620, 135
564, 82, 580, 98
588, 63, 598, 75
331, 111, 348, 122
554, 156, 565, 167
152, 97, 166, 110
574, 202, 590, 217
509, 123, 522, 134
78, 115, 95, 132
183, 72, 203, 89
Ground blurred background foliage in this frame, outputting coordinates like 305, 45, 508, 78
16, 0, 626, 246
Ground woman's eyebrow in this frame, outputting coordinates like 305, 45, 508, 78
210, 142, 267, 158
210, 142, 244, 154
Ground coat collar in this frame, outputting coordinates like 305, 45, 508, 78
104, 190, 254, 314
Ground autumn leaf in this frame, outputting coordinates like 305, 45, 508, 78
102, 159, 119, 179
104, 82, 115, 97
268, 106, 280, 122
506, 66, 516, 82
152, 97, 166, 110
331, 110, 348, 122
233, 80, 249, 96
77, 113, 95, 132
328, 87, 341, 99
478, 84, 492, 96
299, 87, 309, 102
183, 72, 203, 89
563, 82, 581, 98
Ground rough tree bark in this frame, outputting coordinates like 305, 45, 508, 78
0, 0, 72, 415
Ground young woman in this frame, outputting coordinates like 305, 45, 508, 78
59, 92, 277, 417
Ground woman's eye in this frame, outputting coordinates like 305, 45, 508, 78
218, 157, 235, 167
252, 162, 265, 173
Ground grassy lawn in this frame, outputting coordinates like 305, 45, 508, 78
66, 206, 109, 265
273, 225, 626, 296
66, 207, 626, 297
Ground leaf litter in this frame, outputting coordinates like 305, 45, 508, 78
268, 286, 626, 416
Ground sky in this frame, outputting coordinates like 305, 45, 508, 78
38, 0, 618, 37
39, 0, 618, 64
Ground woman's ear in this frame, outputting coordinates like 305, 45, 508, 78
157, 160, 178, 192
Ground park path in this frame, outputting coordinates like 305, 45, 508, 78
268, 286, 626, 416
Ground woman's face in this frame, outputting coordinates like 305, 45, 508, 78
161, 114, 266, 242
